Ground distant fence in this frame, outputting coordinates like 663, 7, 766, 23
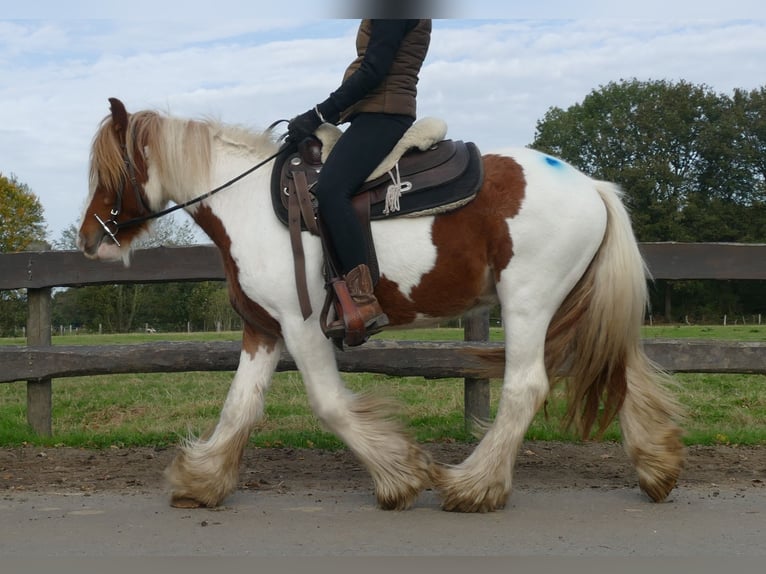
1, 242, 765, 436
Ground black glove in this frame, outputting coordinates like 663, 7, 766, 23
287, 108, 322, 143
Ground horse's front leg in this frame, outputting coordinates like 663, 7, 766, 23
284, 322, 435, 510
164, 325, 282, 508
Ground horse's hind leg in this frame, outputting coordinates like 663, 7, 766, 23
432, 309, 550, 512
164, 326, 281, 508
619, 357, 685, 502
284, 324, 434, 510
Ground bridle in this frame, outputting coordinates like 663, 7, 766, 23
94, 142, 152, 247
95, 122, 291, 247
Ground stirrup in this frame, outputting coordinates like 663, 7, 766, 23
322, 314, 389, 340
343, 315, 388, 347
320, 279, 388, 347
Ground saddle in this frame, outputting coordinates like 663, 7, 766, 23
270, 119, 484, 345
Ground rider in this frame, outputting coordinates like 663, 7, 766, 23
287, 19, 432, 343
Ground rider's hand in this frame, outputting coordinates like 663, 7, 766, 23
287, 108, 322, 143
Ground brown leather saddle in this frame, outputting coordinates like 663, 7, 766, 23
270, 135, 483, 343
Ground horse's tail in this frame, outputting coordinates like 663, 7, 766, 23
545, 180, 684, 501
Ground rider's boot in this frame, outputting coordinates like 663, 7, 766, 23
345, 263, 389, 334
323, 263, 389, 346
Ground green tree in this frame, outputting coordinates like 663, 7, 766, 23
52, 224, 79, 251
531, 78, 766, 321
0, 290, 25, 337
191, 282, 240, 331
0, 173, 47, 252
532, 79, 731, 241
733, 87, 766, 198
0, 174, 48, 335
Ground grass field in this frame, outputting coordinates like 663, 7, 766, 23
1, 325, 764, 448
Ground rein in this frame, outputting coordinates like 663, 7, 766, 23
96, 123, 291, 246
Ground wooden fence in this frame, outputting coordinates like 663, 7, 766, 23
1, 242, 766, 436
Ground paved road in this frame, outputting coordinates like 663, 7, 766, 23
1, 484, 764, 556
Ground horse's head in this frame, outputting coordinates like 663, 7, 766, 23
78, 98, 155, 263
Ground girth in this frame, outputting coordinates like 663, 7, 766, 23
270, 136, 484, 324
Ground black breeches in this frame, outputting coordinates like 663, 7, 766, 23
314, 112, 413, 275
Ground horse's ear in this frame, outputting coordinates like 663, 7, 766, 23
108, 97, 129, 137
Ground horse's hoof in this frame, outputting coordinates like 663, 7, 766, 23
170, 496, 206, 509
371, 443, 435, 510
441, 496, 506, 513
639, 464, 682, 502
377, 492, 416, 511
431, 464, 509, 513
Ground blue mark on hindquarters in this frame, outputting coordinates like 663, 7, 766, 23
544, 155, 563, 168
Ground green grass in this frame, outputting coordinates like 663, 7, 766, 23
1, 323, 763, 346
640, 324, 766, 341
1, 326, 764, 448
0, 330, 243, 346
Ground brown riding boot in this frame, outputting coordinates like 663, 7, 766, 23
321, 264, 389, 345
345, 264, 389, 327
343, 264, 389, 344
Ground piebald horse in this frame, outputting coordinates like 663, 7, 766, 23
77, 98, 683, 512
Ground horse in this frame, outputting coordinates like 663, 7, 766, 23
77, 98, 684, 512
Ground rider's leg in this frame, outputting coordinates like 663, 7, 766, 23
314, 112, 413, 341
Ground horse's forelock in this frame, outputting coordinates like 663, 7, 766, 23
89, 115, 127, 194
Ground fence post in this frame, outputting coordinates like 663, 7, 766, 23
463, 309, 490, 433
25, 244, 53, 436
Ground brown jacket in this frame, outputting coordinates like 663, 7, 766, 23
339, 19, 431, 122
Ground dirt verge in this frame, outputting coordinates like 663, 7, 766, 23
2, 441, 764, 498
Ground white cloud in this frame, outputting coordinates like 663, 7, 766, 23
1, 18, 765, 242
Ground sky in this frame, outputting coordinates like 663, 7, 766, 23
2, 1, 766, 244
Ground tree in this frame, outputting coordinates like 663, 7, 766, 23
0, 174, 48, 335
531, 78, 766, 321
0, 290, 25, 337
532, 79, 735, 241
733, 87, 766, 198
52, 224, 79, 251
136, 214, 198, 249
0, 173, 47, 252
186, 281, 240, 331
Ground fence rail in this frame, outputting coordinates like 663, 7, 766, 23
3, 242, 766, 290
2, 339, 766, 385
1, 242, 765, 436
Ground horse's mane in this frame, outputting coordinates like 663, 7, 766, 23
89, 108, 279, 200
